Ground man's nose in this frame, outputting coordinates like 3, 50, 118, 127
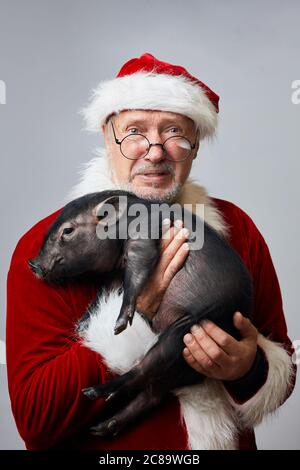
145, 143, 165, 162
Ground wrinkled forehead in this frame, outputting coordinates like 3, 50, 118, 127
109, 109, 197, 130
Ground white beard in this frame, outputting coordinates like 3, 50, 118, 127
115, 179, 183, 203
104, 149, 184, 203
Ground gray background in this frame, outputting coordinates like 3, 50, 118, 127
0, 0, 299, 450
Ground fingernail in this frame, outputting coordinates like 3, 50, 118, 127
194, 326, 204, 338
181, 227, 189, 237
162, 219, 171, 236
174, 219, 183, 229
182, 242, 190, 251
191, 325, 199, 334
184, 334, 193, 343
183, 348, 189, 356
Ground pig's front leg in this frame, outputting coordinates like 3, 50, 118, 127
114, 238, 160, 334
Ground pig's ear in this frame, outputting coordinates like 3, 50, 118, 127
94, 195, 128, 225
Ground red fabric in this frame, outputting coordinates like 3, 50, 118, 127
6, 198, 295, 450
117, 52, 220, 112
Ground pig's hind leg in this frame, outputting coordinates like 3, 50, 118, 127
83, 313, 202, 402
85, 316, 204, 437
82, 370, 137, 401
89, 384, 164, 437
89, 360, 204, 438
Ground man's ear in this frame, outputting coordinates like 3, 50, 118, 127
102, 123, 113, 154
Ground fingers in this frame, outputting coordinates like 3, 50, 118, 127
159, 219, 190, 285
233, 312, 258, 340
135, 219, 189, 316
185, 325, 230, 367
183, 347, 206, 375
161, 219, 182, 248
182, 332, 221, 377
161, 218, 174, 248
162, 241, 190, 286
183, 316, 259, 381
200, 320, 238, 355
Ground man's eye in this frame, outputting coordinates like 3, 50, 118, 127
128, 128, 139, 134
169, 127, 180, 133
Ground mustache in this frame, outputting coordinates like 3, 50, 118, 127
131, 162, 175, 179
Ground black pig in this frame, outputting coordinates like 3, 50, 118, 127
29, 189, 253, 437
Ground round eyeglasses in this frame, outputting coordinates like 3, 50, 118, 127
110, 120, 197, 162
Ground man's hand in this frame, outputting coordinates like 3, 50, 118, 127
183, 312, 258, 381
136, 219, 190, 319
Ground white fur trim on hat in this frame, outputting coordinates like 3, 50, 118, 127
80, 72, 218, 140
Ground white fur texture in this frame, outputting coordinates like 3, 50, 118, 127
174, 381, 238, 450
80, 72, 218, 140
66, 148, 230, 238
66, 150, 114, 203
82, 290, 158, 374
224, 333, 295, 429
80, 290, 238, 450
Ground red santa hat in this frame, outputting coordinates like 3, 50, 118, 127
81, 52, 219, 140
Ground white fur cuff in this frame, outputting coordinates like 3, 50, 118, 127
224, 333, 295, 429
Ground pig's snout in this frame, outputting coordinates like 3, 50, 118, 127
28, 259, 47, 278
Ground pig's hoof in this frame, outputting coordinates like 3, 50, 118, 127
128, 314, 134, 326
114, 318, 128, 335
90, 419, 118, 437
82, 387, 99, 400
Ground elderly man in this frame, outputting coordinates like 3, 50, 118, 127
6, 53, 295, 450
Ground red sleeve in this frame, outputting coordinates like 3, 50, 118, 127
242, 208, 293, 350
223, 205, 296, 404
6, 228, 110, 449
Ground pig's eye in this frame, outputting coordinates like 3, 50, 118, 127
62, 227, 75, 236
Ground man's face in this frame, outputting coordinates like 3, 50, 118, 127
102, 110, 199, 202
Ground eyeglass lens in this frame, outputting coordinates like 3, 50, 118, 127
121, 134, 192, 161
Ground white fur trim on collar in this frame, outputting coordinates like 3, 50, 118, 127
80, 72, 218, 140
66, 148, 229, 238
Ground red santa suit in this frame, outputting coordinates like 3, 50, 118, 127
6, 151, 295, 450
6, 52, 296, 450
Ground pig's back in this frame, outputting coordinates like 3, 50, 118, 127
154, 222, 253, 335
